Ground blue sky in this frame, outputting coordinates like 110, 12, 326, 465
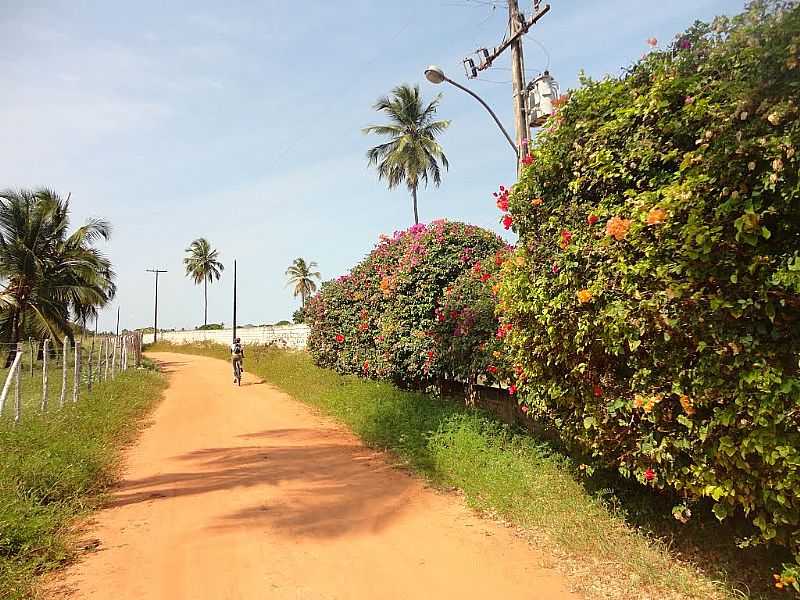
1, 0, 743, 332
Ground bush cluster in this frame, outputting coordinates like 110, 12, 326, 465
306, 221, 506, 385
497, 1, 800, 576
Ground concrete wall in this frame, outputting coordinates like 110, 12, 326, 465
142, 324, 310, 350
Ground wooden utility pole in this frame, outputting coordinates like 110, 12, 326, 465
509, 0, 530, 160
462, 1, 550, 171
146, 269, 168, 343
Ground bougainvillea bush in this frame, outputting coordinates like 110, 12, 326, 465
498, 1, 800, 578
306, 221, 506, 385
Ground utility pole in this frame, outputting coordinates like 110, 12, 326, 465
232, 260, 237, 343
462, 1, 550, 172
146, 269, 168, 343
115, 306, 120, 336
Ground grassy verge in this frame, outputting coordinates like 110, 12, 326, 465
149, 342, 784, 600
0, 362, 166, 600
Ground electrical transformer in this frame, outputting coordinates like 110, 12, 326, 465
527, 70, 559, 127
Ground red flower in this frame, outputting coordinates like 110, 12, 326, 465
480, 272, 492, 283
335, 334, 345, 343
487, 365, 498, 374
560, 229, 573, 249
521, 154, 534, 166
496, 196, 509, 212
587, 214, 599, 226
362, 361, 369, 371
427, 350, 435, 360
502, 214, 513, 230
593, 384, 603, 398
644, 468, 656, 482
508, 384, 518, 395
496, 323, 513, 339
551, 263, 560, 274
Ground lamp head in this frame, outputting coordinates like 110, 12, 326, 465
424, 65, 446, 84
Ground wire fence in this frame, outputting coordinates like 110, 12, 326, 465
0, 333, 144, 425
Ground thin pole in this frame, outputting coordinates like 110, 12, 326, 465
111, 336, 117, 378
116, 306, 120, 337
88, 319, 97, 391
0, 346, 24, 416
146, 269, 168, 343
60, 337, 68, 408
41, 338, 49, 412
104, 336, 110, 380
232, 260, 237, 343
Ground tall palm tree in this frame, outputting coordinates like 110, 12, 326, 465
183, 238, 224, 327
285, 258, 320, 308
364, 84, 450, 225
0, 188, 116, 364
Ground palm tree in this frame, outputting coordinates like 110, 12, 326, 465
363, 84, 450, 225
285, 258, 320, 308
183, 238, 224, 327
0, 188, 116, 364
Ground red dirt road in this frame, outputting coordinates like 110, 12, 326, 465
53, 352, 580, 599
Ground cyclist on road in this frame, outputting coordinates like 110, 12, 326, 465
231, 337, 244, 383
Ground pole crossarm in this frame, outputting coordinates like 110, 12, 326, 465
475, 4, 551, 73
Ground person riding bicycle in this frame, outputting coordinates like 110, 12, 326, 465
231, 337, 244, 383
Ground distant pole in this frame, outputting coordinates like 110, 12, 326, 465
41, 338, 49, 412
116, 306, 120, 337
232, 259, 238, 342
146, 269, 168, 343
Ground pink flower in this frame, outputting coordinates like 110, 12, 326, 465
684, 96, 695, 105
508, 384, 518, 395
502, 214, 513, 230
647, 37, 658, 47
521, 405, 529, 415
677, 37, 692, 50
551, 262, 560, 274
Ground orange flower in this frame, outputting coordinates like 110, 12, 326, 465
515, 255, 526, 267
606, 216, 632, 240
633, 395, 645, 409
679, 395, 696, 415
531, 197, 544, 206
379, 276, 394, 296
646, 207, 667, 225
576, 289, 593, 304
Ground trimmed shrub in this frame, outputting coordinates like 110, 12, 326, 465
497, 1, 800, 575
306, 221, 506, 385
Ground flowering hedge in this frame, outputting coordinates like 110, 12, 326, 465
498, 1, 800, 577
306, 221, 506, 385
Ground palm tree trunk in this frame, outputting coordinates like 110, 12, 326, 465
411, 186, 419, 225
204, 277, 208, 326
4, 309, 19, 368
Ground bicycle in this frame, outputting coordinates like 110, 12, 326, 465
233, 359, 242, 386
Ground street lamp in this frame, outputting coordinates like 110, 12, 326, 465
425, 65, 518, 158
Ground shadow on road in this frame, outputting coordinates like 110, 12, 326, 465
106, 426, 413, 539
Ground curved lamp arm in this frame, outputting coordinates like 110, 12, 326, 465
442, 75, 519, 159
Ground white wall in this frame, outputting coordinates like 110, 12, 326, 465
143, 324, 309, 349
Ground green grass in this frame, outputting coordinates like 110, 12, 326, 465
149, 342, 786, 600
0, 360, 166, 600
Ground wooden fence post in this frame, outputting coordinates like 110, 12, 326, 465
0, 345, 24, 416
60, 337, 68, 408
104, 337, 110, 380
72, 339, 80, 404
87, 334, 94, 391
29, 337, 34, 379
41, 338, 50, 412
14, 343, 22, 424
111, 337, 117, 379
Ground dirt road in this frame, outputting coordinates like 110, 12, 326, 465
53, 352, 579, 599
